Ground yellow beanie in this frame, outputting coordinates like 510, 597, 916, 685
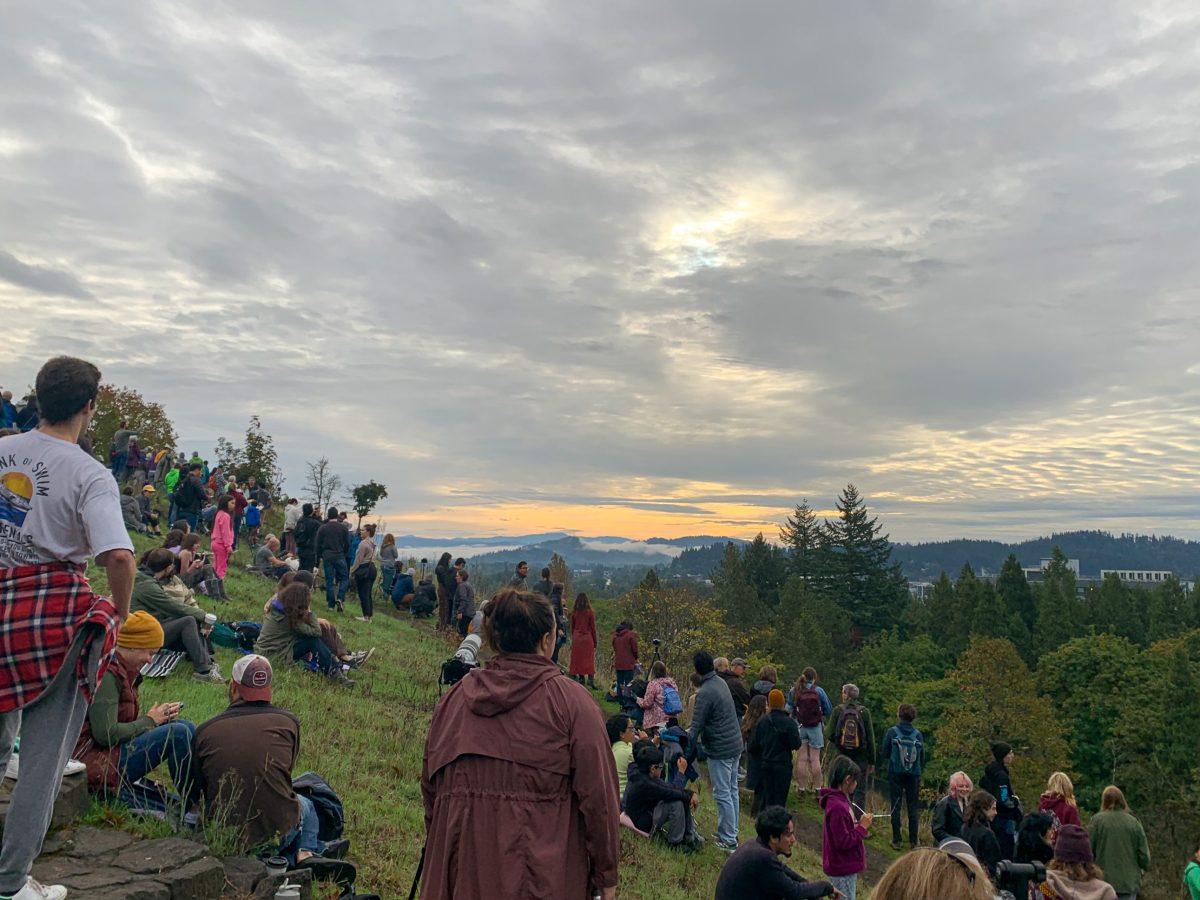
768, 688, 786, 710
117, 611, 165, 650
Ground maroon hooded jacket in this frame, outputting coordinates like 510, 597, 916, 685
420, 652, 620, 899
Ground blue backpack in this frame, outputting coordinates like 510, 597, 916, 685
661, 683, 684, 715
889, 728, 923, 775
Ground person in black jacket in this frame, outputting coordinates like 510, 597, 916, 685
961, 789, 1003, 882
716, 657, 752, 720
979, 741, 1022, 859
931, 771, 973, 844
293, 504, 322, 574
315, 507, 351, 611
433, 552, 454, 631
624, 745, 701, 850
749, 690, 801, 813
173, 463, 206, 532
1014, 811, 1054, 865
715, 806, 838, 900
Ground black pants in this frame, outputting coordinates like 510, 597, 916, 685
294, 635, 337, 674
298, 552, 316, 574
890, 773, 920, 845
354, 563, 376, 617
757, 763, 791, 812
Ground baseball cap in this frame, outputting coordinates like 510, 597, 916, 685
231, 654, 274, 701
731, 657, 748, 667
142, 484, 156, 492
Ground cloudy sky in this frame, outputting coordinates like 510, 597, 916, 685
4, 2, 1200, 542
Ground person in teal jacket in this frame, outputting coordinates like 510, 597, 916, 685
1186, 844, 1200, 900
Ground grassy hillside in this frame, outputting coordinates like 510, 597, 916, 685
82, 533, 845, 899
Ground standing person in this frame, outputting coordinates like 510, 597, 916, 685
453, 569, 475, 637
163, 462, 182, 522
532, 566, 552, 596
110, 420, 134, 482
433, 553, 454, 631
715, 806, 840, 900
749, 690, 801, 812
378, 533, 398, 596
980, 741, 1022, 860
881, 703, 925, 851
716, 657, 751, 720
637, 661, 681, 733
1041, 825, 1117, 900
568, 593, 598, 688
961, 789, 1003, 882
243, 499, 262, 548
227, 481, 247, 551
293, 504, 321, 574
791, 668, 832, 803
819, 756, 873, 900
1087, 786, 1150, 900
348, 525, 377, 623
419, 590, 619, 900
0, 357, 137, 900
173, 464, 205, 533
931, 772, 974, 843
316, 507, 350, 612
825, 685, 875, 813
209, 494, 234, 601
688, 650, 744, 854
508, 560, 529, 589
1040, 771, 1082, 834
1017, 812, 1056, 865
549, 583, 567, 663
741, 695, 769, 808
1186, 844, 1200, 900
751, 665, 778, 700
611, 620, 639, 699
282, 498, 301, 556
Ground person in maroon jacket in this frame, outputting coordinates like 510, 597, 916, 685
611, 621, 639, 699
420, 589, 619, 900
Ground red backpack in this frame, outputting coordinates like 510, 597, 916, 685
793, 685, 824, 728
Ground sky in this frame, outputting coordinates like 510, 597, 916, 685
4, 2, 1200, 543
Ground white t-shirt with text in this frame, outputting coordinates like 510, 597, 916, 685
0, 430, 133, 568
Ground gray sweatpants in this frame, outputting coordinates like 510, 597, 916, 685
650, 799, 698, 846
0, 632, 97, 894
160, 616, 211, 672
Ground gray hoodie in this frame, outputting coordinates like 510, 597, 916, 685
688, 671, 743, 760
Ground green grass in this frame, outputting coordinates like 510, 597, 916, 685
85, 533, 854, 899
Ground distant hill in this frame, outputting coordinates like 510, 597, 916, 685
893, 530, 1200, 581
464, 535, 747, 569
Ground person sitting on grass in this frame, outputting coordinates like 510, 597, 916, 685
191, 655, 362, 892
130, 548, 224, 683
252, 535, 293, 579
275, 570, 372, 670
606, 713, 644, 804
120, 484, 147, 533
138, 485, 162, 535
177, 532, 217, 597
72, 611, 196, 810
715, 805, 841, 899
255, 581, 357, 686
623, 744, 702, 853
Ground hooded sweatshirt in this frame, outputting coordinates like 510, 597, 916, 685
981, 760, 1021, 824
1042, 869, 1117, 900
421, 652, 619, 900
611, 623, 639, 671
751, 679, 777, 699
1185, 860, 1200, 900
818, 786, 866, 877
1039, 792, 1082, 830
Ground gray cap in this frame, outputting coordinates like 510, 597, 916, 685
731, 657, 748, 667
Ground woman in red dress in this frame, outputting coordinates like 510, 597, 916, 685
568, 592, 597, 687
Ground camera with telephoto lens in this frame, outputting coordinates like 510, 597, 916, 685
993, 860, 1046, 900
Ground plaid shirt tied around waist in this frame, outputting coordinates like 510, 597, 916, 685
0, 561, 120, 713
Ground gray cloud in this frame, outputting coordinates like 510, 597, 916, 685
3, 2, 1200, 541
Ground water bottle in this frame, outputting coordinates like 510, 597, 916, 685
274, 880, 301, 899
264, 856, 288, 878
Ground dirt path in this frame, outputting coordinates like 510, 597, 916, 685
789, 801, 893, 884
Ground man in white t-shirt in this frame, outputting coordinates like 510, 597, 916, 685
0, 356, 136, 900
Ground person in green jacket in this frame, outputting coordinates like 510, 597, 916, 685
1185, 844, 1200, 900
256, 581, 355, 685
131, 548, 224, 683
1087, 786, 1150, 900
824, 683, 876, 812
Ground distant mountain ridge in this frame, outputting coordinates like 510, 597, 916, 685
893, 530, 1200, 581
460, 534, 747, 568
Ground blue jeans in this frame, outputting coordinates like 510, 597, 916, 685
279, 793, 324, 865
615, 669, 635, 697
182, 511, 199, 532
111, 451, 127, 481
116, 721, 197, 803
708, 754, 740, 845
323, 559, 349, 608
293, 635, 337, 675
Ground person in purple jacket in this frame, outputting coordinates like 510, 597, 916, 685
819, 756, 875, 899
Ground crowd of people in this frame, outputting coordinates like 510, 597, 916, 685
4, 358, 1197, 900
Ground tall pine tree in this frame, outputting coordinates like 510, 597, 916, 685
712, 541, 771, 638
1033, 548, 1080, 658
780, 500, 824, 580
742, 533, 788, 609
820, 484, 908, 634
996, 555, 1037, 633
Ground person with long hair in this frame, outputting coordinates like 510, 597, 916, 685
637, 660, 679, 732
1016, 812, 1055, 866
254, 583, 353, 686
1039, 771, 1082, 835
740, 694, 769, 805
209, 494, 234, 600
568, 592, 597, 688
1087, 786, 1149, 900
790, 666, 831, 802
871, 845, 993, 900
378, 533, 398, 596
819, 756, 873, 899
549, 583, 567, 662
1039, 825, 1117, 900
348, 524, 377, 623
419, 590, 619, 899
177, 533, 217, 597
434, 551, 454, 630
961, 789, 1002, 882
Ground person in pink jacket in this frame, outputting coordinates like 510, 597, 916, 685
820, 755, 874, 899
637, 661, 680, 732
209, 494, 234, 600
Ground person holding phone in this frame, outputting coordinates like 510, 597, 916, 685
73, 611, 198, 807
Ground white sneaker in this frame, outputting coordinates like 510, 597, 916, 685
4, 757, 85, 782
63, 759, 85, 776
5, 877, 68, 899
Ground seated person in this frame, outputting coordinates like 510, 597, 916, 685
606, 714, 642, 804
178, 532, 218, 596
252, 535, 292, 579
390, 566, 416, 609
410, 578, 437, 618
192, 655, 359, 888
254, 581, 355, 685
264, 571, 372, 670
715, 806, 838, 899
121, 484, 147, 533
131, 548, 224, 683
73, 612, 197, 808
138, 484, 162, 535
623, 745, 702, 851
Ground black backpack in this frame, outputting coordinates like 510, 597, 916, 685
292, 771, 344, 841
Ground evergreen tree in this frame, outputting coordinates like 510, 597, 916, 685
1089, 573, 1146, 646
780, 500, 824, 580
820, 484, 908, 634
712, 541, 771, 636
996, 554, 1037, 632
1033, 548, 1081, 657
770, 576, 853, 691
1147, 577, 1193, 643
915, 571, 968, 654
638, 568, 662, 593
742, 533, 788, 608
